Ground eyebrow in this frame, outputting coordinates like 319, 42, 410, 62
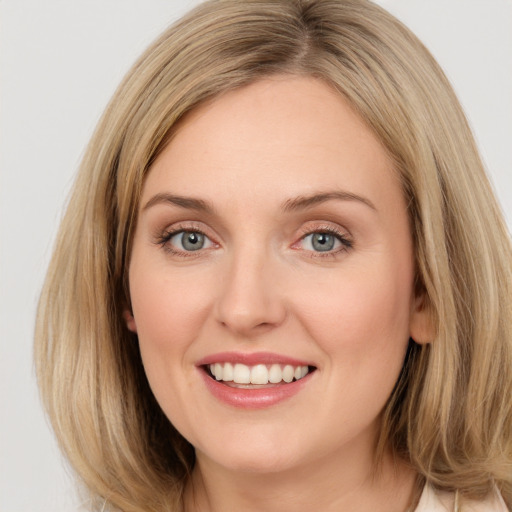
142, 193, 216, 214
142, 189, 376, 215
282, 191, 376, 212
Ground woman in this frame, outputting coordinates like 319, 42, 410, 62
34, 0, 512, 510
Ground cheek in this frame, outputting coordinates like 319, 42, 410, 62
292, 261, 414, 432
128, 259, 214, 364
127, 259, 216, 429
294, 260, 414, 362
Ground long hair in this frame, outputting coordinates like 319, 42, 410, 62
35, 1, 512, 510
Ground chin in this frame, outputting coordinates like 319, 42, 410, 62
213, 452, 299, 475
195, 430, 305, 474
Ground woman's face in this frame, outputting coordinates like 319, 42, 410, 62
127, 76, 428, 474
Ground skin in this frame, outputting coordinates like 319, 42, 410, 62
126, 76, 430, 511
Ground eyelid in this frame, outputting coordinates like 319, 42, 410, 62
154, 221, 219, 256
153, 219, 352, 258
292, 222, 353, 256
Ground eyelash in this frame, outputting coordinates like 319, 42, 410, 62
155, 223, 214, 258
295, 225, 353, 259
155, 224, 353, 258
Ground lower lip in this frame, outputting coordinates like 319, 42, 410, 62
199, 369, 312, 409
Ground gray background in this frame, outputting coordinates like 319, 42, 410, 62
1, 1, 511, 510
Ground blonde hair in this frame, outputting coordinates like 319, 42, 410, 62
35, 0, 512, 510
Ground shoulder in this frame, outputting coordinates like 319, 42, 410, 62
415, 483, 509, 512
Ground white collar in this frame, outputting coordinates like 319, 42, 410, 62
414, 483, 508, 512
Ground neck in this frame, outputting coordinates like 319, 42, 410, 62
184, 445, 417, 512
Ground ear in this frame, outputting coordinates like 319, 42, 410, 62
409, 292, 434, 345
123, 309, 138, 333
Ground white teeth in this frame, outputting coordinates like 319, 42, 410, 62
214, 363, 223, 381
282, 365, 294, 383
250, 364, 268, 384
233, 363, 251, 384
208, 362, 310, 385
268, 364, 282, 383
223, 362, 234, 382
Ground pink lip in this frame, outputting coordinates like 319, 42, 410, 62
199, 369, 313, 409
196, 351, 312, 367
196, 352, 315, 410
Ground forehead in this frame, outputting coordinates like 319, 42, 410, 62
143, 75, 401, 213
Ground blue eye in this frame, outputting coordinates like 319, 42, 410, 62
300, 231, 351, 253
309, 233, 336, 252
168, 231, 212, 252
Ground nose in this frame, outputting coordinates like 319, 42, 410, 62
215, 248, 287, 337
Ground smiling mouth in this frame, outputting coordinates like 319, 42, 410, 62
204, 362, 316, 388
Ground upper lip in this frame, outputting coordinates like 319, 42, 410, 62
196, 351, 314, 367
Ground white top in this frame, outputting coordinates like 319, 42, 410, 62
415, 484, 509, 512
